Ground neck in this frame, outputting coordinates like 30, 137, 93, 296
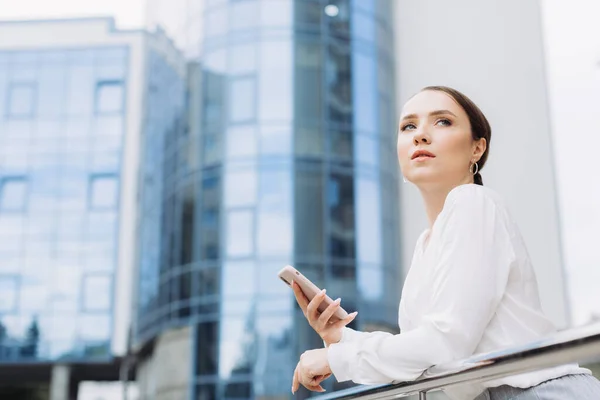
418, 176, 474, 228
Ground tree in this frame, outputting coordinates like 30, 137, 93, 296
20, 318, 40, 358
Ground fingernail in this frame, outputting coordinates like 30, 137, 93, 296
334, 298, 341, 304
321, 289, 326, 295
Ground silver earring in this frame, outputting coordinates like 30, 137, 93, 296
469, 162, 479, 175
402, 176, 408, 183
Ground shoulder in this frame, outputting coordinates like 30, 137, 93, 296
445, 184, 507, 211
439, 184, 513, 229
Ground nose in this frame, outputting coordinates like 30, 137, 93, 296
413, 127, 431, 146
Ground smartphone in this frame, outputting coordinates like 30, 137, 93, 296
278, 265, 349, 321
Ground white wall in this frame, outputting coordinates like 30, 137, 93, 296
393, 0, 570, 327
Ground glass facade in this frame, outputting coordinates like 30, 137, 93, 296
0, 47, 129, 361
139, 0, 399, 398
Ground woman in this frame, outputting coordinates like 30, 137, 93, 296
290, 86, 600, 399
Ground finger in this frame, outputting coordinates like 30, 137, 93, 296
317, 298, 341, 327
306, 289, 326, 320
314, 373, 332, 385
292, 366, 300, 394
306, 384, 326, 392
291, 282, 310, 312
332, 311, 358, 329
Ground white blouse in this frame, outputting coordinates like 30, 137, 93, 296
327, 184, 589, 399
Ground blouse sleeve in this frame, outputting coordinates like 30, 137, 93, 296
327, 187, 514, 384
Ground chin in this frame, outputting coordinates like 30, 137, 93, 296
406, 170, 438, 185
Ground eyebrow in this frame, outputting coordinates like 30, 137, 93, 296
400, 109, 457, 121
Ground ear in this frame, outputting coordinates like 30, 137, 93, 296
472, 138, 487, 162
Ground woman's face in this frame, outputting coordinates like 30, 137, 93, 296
397, 90, 486, 187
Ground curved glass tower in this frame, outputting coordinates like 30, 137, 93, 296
138, 1, 399, 398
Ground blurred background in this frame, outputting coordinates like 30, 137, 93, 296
0, 0, 598, 399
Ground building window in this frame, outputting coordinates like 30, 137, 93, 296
89, 175, 118, 210
0, 177, 28, 212
82, 275, 111, 311
95, 81, 124, 114
0, 276, 18, 313
7, 83, 36, 119
228, 76, 255, 123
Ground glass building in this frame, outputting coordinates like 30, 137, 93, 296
137, 0, 400, 399
0, 17, 185, 400
0, 45, 128, 362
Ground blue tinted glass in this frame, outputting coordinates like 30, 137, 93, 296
205, 8, 228, 37
225, 210, 254, 257
66, 66, 94, 116
7, 83, 36, 118
37, 67, 66, 117
353, 53, 377, 134
95, 81, 124, 114
224, 169, 257, 207
0, 177, 28, 211
352, 11, 375, 42
226, 125, 257, 159
358, 266, 383, 301
0, 276, 17, 312
259, 126, 291, 156
355, 134, 378, 167
89, 175, 118, 209
83, 275, 112, 311
260, 0, 293, 27
222, 261, 256, 298
259, 41, 292, 121
229, 43, 256, 75
257, 169, 292, 256
79, 314, 111, 341
229, 77, 255, 122
231, 1, 258, 30
356, 177, 382, 264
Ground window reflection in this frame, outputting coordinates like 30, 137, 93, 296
259, 41, 292, 121
224, 169, 257, 207
330, 128, 353, 160
0, 177, 28, 212
226, 210, 254, 257
257, 168, 292, 257
0, 276, 17, 312
95, 81, 124, 115
67, 66, 94, 116
7, 83, 36, 118
352, 10, 376, 42
327, 43, 352, 126
82, 275, 112, 311
37, 67, 66, 117
222, 261, 256, 298
88, 175, 118, 210
229, 77, 255, 123
328, 172, 355, 259
219, 315, 255, 379
295, 165, 324, 257
356, 177, 382, 264
259, 126, 291, 156
295, 41, 322, 124
353, 52, 377, 134
228, 43, 257, 75
231, 0, 258, 31
355, 134, 377, 167
226, 125, 257, 159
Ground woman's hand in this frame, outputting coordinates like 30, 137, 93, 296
292, 281, 357, 346
292, 348, 332, 394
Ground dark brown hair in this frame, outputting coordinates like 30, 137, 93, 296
421, 86, 491, 186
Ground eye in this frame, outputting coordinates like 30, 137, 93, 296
400, 123, 416, 132
435, 118, 452, 127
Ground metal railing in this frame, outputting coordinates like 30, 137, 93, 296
314, 323, 600, 399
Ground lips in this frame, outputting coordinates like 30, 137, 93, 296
411, 150, 436, 160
